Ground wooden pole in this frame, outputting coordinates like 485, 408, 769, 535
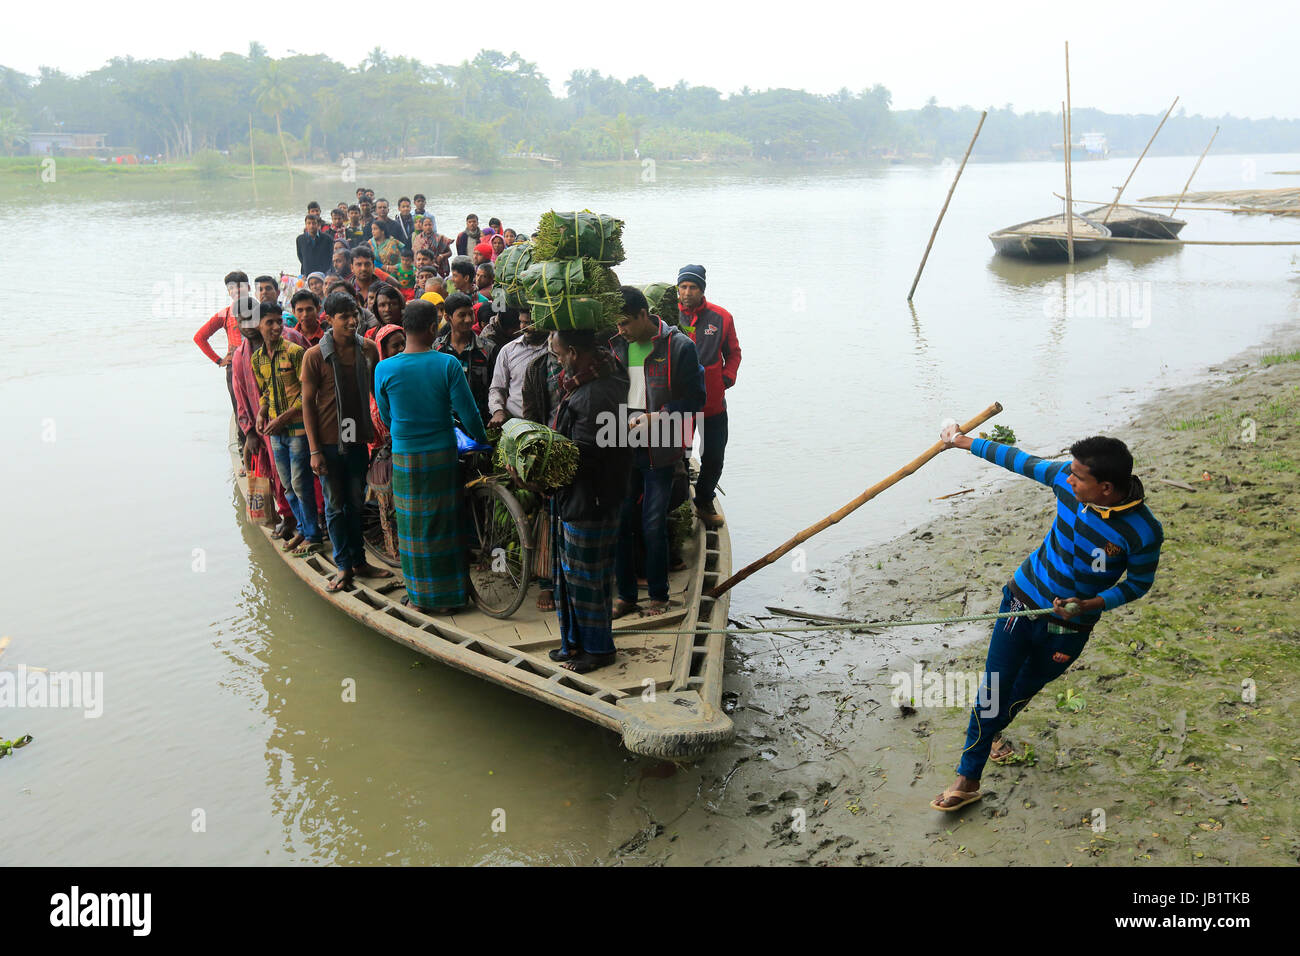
906, 111, 986, 301
705, 402, 1004, 600
1087, 236, 1300, 246
1063, 102, 1074, 263
1053, 192, 1300, 215
248, 113, 257, 200
1171, 126, 1220, 217
1102, 96, 1179, 222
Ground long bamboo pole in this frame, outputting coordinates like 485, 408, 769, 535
248, 113, 257, 200
1063, 103, 1074, 263
1094, 236, 1300, 246
1171, 126, 1220, 217
705, 402, 1004, 600
906, 111, 986, 301
1054, 192, 1300, 215
1102, 96, 1179, 222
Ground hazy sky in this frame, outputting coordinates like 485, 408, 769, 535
10, 0, 1298, 119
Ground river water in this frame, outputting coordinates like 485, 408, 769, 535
2, 152, 1297, 864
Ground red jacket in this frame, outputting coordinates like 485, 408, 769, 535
679, 298, 740, 417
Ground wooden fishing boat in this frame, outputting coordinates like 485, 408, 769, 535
1082, 204, 1186, 240
228, 420, 735, 760
989, 213, 1111, 261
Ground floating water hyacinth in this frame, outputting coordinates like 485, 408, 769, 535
533, 210, 626, 264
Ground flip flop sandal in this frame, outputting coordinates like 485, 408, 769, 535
989, 744, 1016, 765
292, 541, 322, 557
612, 600, 640, 620
548, 647, 576, 662
641, 601, 672, 617
325, 575, 353, 593
281, 536, 305, 552
930, 789, 983, 812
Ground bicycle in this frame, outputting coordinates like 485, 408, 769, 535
362, 446, 535, 620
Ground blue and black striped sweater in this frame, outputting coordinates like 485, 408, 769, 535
970, 438, 1163, 630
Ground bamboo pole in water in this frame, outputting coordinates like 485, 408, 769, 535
1102, 96, 1180, 222
906, 110, 986, 301
1171, 126, 1220, 217
248, 114, 257, 200
705, 402, 1004, 600
1054, 192, 1300, 215
1062, 103, 1074, 263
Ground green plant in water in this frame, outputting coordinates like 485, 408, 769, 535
0, 734, 33, 758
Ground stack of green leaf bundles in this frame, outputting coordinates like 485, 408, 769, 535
527, 210, 626, 332
494, 418, 580, 489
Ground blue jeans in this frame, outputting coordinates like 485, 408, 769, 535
320, 443, 369, 571
270, 433, 320, 542
615, 453, 676, 603
957, 586, 1089, 779
695, 410, 728, 508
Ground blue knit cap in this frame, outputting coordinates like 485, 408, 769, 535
677, 264, 706, 291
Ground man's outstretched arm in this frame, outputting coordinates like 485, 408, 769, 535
940, 421, 1069, 488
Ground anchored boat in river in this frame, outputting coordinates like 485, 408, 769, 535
989, 213, 1111, 261
229, 418, 735, 761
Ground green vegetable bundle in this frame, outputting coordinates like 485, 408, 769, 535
495, 241, 534, 310
637, 282, 680, 326
522, 258, 623, 331
494, 418, 580, 489
533, 210, 626, 264
668, 500, 694, 557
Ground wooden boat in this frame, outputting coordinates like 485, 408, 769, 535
989, 213, 1111, 261
1082, 204, 1186, 240
228, 420, 735, 761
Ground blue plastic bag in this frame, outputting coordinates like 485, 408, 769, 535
455, 425, 492, 455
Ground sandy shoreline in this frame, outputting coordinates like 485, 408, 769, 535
604, 325, 1300, 866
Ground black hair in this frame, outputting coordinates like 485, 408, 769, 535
466, 213, 478, 222
414, 248, 434, 260
322, 290, 358, 316
400, 247, 414, 259
376, 197, 389, 205
305, 213, 319, 222
443, 291, 474, 315
1070, 436, 1134, 487
324, 281, 358, 302
402, 298, 439, 336
254, 301, 284, 323
224, 270, 249, 286
414, 193, 426, 202
232, 295, 260, 322
416, 263, 437, 275
348, 203, 361, 213
556, 329, 598, 352
488, 218, 502, 230
619, 285, 649, 317
352, 245, 374, 261
254, 274, 280, 292
307, 201, 321, 211
450, 257, 474, 279
375, 283, 404, 307
398, 196, 411, 205
290, 289, 321, 309
333, 247, 353, 261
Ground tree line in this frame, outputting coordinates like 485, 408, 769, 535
2, 46, 1298, 167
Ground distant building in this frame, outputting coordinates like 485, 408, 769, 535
27, 132, 110, 157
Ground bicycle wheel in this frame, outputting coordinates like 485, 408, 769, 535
465, 480, 533, 619
361, 499, 402, 569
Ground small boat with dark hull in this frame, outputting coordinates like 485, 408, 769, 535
989, 213, 1112, 261
1083, 204, 1187, 240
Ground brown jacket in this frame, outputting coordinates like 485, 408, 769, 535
301, 331, 380, 448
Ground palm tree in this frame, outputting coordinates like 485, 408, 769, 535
0, 109, 27, 156
601, 112, 634, 162
254, 61, 297, 187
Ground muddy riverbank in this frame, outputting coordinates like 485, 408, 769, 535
605, 332, 1300, 866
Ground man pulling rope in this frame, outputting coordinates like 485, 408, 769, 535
930, 423, 1164, 812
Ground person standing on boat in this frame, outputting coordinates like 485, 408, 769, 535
609, 286, 706, 619
373, 299, 488, 615
434, 292, 497, 425
675, 264, 741, 529
301, 291, 393, 594
544, 329, 631, 673
296, 213, 333, 277
193, 271, 253, 445
252, 302, 322, 557
930, 428, 1163, 812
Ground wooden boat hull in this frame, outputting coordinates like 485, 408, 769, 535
989, 213, 1112, 262
1082, 205, 1187, 240
229, 420, 735, 760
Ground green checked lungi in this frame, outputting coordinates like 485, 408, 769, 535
393, 447, 466, 610
551, 502, 619, 655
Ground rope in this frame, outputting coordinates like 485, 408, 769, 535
619, 604, 1077, 637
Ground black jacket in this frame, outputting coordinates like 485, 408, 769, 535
553, 365, 632, 522
296, 231, 333, 276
